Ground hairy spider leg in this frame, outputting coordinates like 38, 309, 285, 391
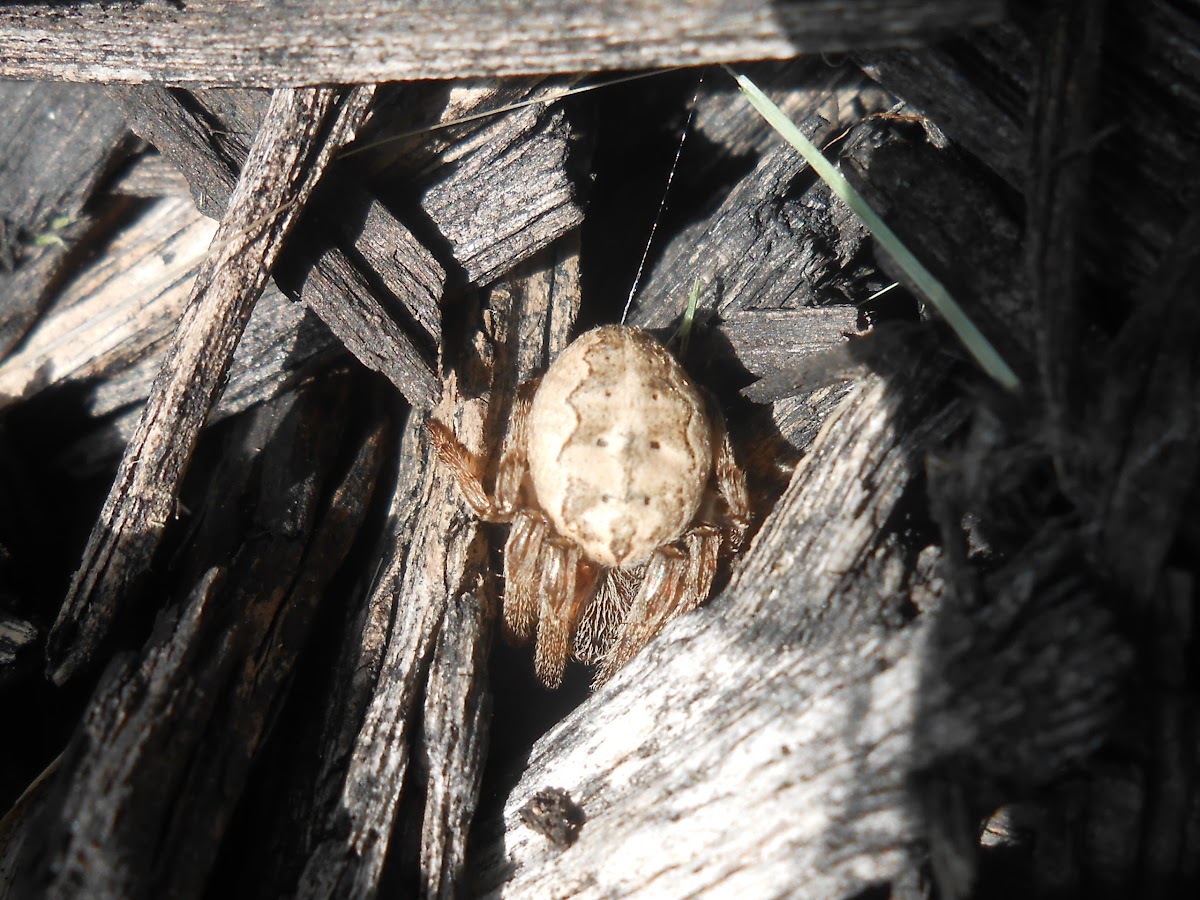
502, 510, 547, 641
493, 380, 538, 515
534, 541, 600, 688
709, 400, 751, 548
574, 566, 641, 665
425, 379, 539, 521
681, 525, 722, 614
596, 525, 722, 684
426, 420, 499, 518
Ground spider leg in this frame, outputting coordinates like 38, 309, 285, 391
680, 525, 721, 614
573, 566, 639, 665
596, 548, 686, 684
534, 541, 598, 688
503, 509, 547, 641
707, 399, 750, 548
425, 419, 499, 520
426, 378, 539, 522
494, 379, 539, 516
596, 526, 721, 685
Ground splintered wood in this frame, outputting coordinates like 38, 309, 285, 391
45, 86, 379, 686
2, 2, 1198, 899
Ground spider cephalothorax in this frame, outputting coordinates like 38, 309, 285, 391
429, 324, 749, 687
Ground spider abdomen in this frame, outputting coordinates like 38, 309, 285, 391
527, 325, 713, 568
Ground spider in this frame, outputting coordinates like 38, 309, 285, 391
428, 324, 749, 687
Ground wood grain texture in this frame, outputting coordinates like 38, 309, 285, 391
0, 0, 1004, 87
839, 117, 1032, 364
855, 22, 1034, 188
629, 68, 877, 332
10, 376, 390, 900
0, 188, 339, 470
858, 0, 1200, 303
0, 198, 219, 406
1025, 0, 1105, 498
45, 86, 378, 686
469, 367, 1128, 899
108, 86, 443, 407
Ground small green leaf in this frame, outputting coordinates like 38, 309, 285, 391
673, 277, 704, 357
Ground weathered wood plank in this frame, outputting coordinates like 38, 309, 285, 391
230, 407, 428, 900
859, 0, 1200, 302
106, 79, 585, 394
470, 363, 1128, 898
45, 86, 378, 686
411, 92, 583, 287
61, 292, 341, 470
0, 1, 1005, 87
291, 401, 473, 900
0, 191, 338, 468
0, 198, 218, 406
417, 589, 492, 900
107, 151, 195, 200
855, 22, 1034, 188
629, 67, 878, 332
11, 375, 390, 900
838, 116, 1033, 365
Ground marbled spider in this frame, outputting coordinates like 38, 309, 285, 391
428, 324, 749, 686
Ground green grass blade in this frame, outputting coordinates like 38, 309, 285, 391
728, 68, 1019, 391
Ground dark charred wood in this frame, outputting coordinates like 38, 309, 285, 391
230, 239, 583, 900
10, 373, 390, 900
838, 116, 1033, 368
45, 86, 378, 687
855, 23, 1034, 188
107, 85, 443, 406
1025, 0, 1106, 476
630, 65, 879, 333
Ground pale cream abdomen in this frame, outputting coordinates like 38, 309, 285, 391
526, 325, 712, 568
